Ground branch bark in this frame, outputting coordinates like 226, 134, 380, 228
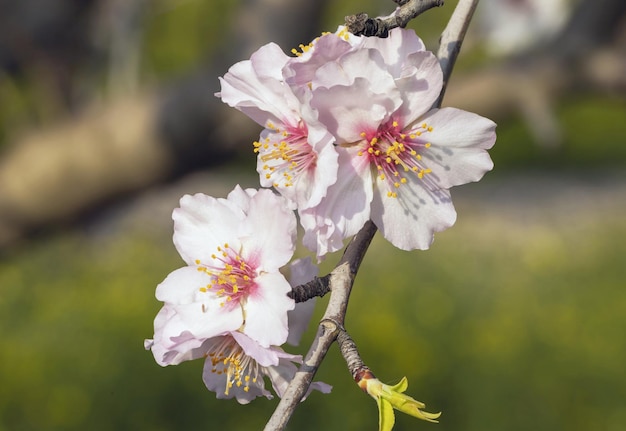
346, 0, 444, 37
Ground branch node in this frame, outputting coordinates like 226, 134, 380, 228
345, 13, 389, 37
288, 274, 331, 302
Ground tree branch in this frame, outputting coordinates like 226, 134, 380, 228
288, 274, 331, 303
345, 0, 444, 37
264, 222, 377, 431
265, 1, 480, 428
434, 0, 480, 107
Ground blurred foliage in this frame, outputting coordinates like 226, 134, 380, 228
491, 95, 626, 170
142, 0, 238, 79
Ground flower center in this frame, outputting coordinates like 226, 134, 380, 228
207, 336, 260, 394
253, 121, 316, 189
357, 119, 433, 198
195, 243, 257, 307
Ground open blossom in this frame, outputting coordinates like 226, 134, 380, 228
145, 329, 330, 404
201, 331, 330, 403
300, 28, 496, 255
150, 186, 297, 352
218, 43, 338, 211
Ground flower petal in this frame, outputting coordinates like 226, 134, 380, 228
240, 189, 296, 272
301, 146, 373, 257
416, 108, 496, 188
173, 193, 245, 266
218, 43, 300, 127
370, 175, 457, 250
243, 271, 294, 347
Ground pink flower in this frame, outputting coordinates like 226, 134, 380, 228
146, 330, 331, 404
301, 28, 496, 254
201, 331, 330, 404
218, 43, 338, 211
151, 186, 297, 351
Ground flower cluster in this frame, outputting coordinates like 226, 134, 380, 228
145, 187, 330, 403
146, 25, 495, 409
219, 27, 496, 257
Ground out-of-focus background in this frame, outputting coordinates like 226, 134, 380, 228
1, 0, 625, 429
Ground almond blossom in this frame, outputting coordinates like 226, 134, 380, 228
301, 28, 496, 254
145, 328, 331, 404
150, 186, 297, 352
218, 43, 338, 211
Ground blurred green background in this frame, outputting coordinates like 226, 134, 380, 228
1, 0, 626, 430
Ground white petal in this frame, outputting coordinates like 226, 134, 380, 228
371, 176, 457, 250
417, 108, 496, 188
218, 43, 300, 127
395, 51, 443, 123
243, 271, 294, 347
231, 331, 280, 367
155, 266, 210, 305
240, 189, 296, 272
300, 147, 373, 257
172, 193, 244, 266
361, 27, 427, 77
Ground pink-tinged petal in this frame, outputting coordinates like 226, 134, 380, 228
284, 32, 354, 87
159, 299, 242, 343
416, 108, 496, 188
243, 271, 294, 347
301, 146, 373, 257
256, 119, 338, 211
286, 257, 319, 346
312, 48, 391, 92
231, 331, 280, 367
395, 51, 443, 124
225, 184, 255, 213
371, 176, 457, 251
361, 27, 427, 77
201, 337, 273, 404
295, 127, 338, 209
265, 360, 332, 399
240, 189, 296, 272
311, 77, 399, 144
146, 305, 205, 366
218, 43, 301, 127
265, 360, 297, 398
173, 193, 245, 266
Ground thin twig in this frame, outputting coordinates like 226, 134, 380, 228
434, 0, 480, 107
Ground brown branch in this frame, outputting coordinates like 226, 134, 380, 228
288, 274, 331, 303
345, 0, 444, 37
434, 0, 480, 107
264, 222, 377, 430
